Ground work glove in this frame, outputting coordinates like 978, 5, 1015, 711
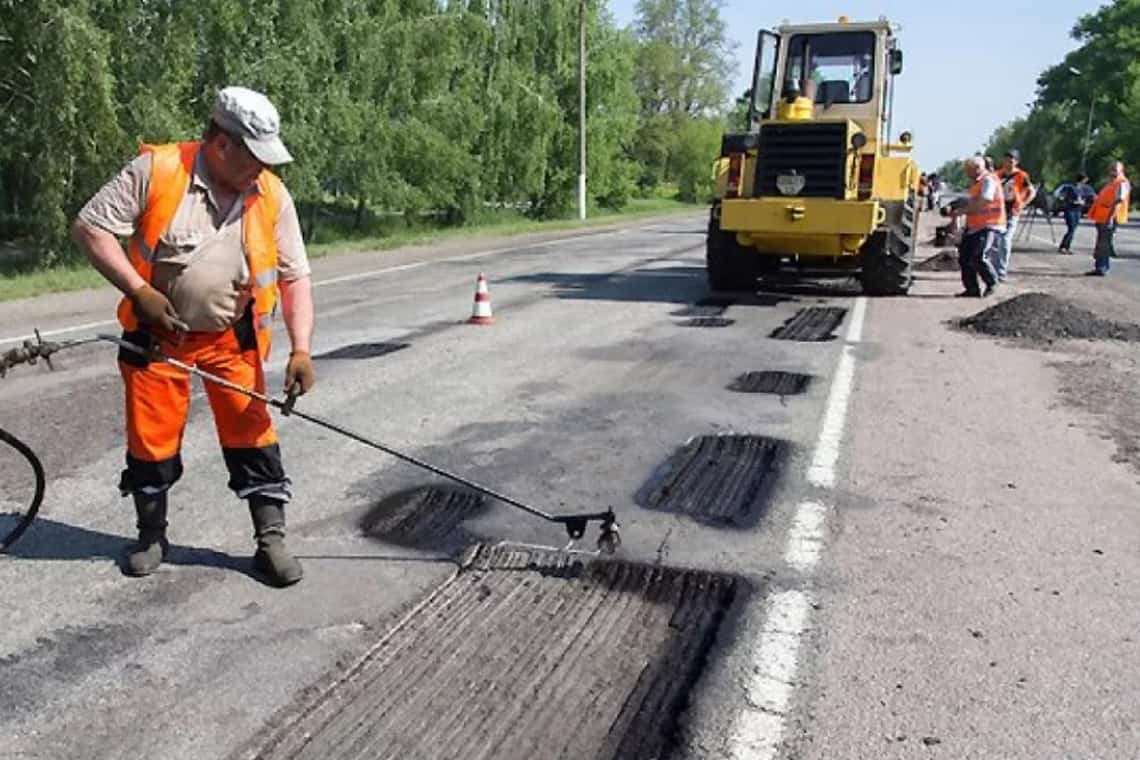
130, 283, 188, 333
284, 350, 315, 395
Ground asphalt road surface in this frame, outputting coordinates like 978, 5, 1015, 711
1, 212, 1138, 759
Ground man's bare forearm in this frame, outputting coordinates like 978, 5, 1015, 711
70, 220, 146, 296
280, 275, 314, 354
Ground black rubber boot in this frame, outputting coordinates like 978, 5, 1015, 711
248, 497, 303, 587
125, 493, 168, 576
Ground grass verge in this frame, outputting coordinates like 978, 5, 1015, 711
0, 197, 700, 303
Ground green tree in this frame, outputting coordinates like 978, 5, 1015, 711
931, 159, 967, 192
672, 117, 721, 202
631, 0, 736, 191
0, 0, 124, 263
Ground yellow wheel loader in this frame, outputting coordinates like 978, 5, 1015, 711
709, 16, 920, 295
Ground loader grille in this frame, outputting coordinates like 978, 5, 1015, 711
755, 122, 848, 199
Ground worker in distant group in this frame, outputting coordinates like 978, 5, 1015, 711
926, 172, 943, 211
1086, 160, 1131, 277
1053, 173, 1095, 254
70, 86, 316, 587
984, 156, 996, 172
948, 156, 1003, 297
992, 149, 1036, 281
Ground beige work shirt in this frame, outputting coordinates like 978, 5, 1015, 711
78, 149, 311, 332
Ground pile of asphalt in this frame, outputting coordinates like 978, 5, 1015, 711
957, 293, 1140, 342
914, 249, 959, 272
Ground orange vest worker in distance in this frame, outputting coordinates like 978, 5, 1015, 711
70, 86, 315, 587
966, 170, 1007, 232
1088, 160, 1131, 276
949, 156, 1002, 297
996, 164, 1034, 216
1089, 167, 1131, 226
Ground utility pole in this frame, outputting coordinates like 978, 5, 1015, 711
1069, 67, 1095, 175
578, 0, 587, 221
1081, 97, 1095, 175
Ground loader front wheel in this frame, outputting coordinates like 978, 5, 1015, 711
707, 215, 758, 292
860, 199, 915, 296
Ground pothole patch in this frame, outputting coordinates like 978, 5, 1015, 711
315, 342, 410, 360
673, 296, 734, 318
640, 434, 786, 526
729, 371, 812, 395
359, 486, 488, 550
770, 307, 847, 341
678, 317, 735, 328
246, 544, 739, 760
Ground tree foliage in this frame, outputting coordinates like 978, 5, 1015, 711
1, 0, 737, 266
945, 1, 1140, 191
630, 0, 735, 193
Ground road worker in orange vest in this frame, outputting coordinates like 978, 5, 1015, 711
947, 156, 1003, 297
1086, 160, 1131, 277
71, 87, 315, 587
992, 148, 1036, 281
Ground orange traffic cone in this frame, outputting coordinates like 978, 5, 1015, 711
468, 272, 495, 325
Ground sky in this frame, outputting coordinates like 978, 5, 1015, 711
608, 0, 1105, 171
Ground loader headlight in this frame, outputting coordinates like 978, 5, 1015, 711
776, 171, 806, 196
850, 133, 867, 150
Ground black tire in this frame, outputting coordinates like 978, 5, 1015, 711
707, 212, 759, 291
860, 198, 915, 296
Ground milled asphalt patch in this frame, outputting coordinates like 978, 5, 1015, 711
728, 371, 812, 395
242, 544, 738, 760
359, 486, 488, 551
678, 317, 735, 328
770, 307, 847, 341
314, 342, 411, 360
672, 296, 734, 318
638, 434, 786, 527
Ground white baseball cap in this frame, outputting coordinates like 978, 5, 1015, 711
210, 86, 293, 165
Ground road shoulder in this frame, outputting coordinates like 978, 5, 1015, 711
786, 253, 1140, 758
0, 210, 704, 345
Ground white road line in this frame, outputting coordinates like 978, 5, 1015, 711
0, 318, 119, 345
728, 590, 812, 759
783, 500, 828, 574
805, 297, 864, 488
0, 225, 640, 347
729, 296, 867, 760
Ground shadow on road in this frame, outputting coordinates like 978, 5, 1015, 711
756, 277, 862, 299
508, 265, 815, 307
1, 516, 257, 579
506, 265, 712, 305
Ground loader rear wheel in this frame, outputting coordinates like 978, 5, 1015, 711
860, 198, 915, 296
707, 214, 758, 292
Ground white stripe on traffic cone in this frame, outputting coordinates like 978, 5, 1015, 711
468, 272, 495, 325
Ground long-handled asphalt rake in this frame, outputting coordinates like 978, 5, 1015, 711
101, 334, 621, 554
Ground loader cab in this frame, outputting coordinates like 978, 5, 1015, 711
748, 18, 902, 148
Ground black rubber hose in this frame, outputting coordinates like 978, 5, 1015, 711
0, 427, 44, 552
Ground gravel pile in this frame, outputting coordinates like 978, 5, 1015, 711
957, 292, 1140, 342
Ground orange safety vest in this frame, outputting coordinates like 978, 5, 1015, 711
1089, 176, 1131, 225
117, 142, 283, 360
997, 167, 1031, 215
966, 172, 1007, 231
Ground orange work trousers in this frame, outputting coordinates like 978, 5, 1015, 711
116, 318, 290, 501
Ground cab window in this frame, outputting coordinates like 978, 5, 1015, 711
785, 31, 876, 105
